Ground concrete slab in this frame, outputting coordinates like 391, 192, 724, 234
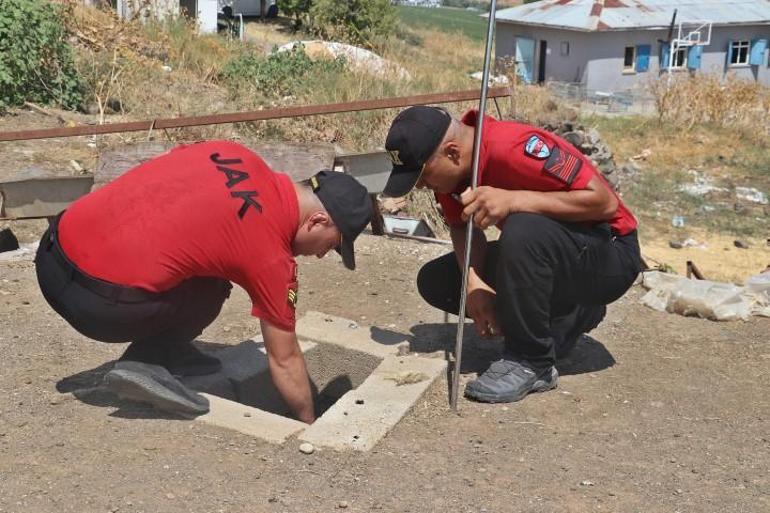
299, 355, 447, 451
197, 394, 306, 443
296, 311, 409, 358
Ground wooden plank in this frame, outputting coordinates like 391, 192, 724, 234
94, 141, 336, 187
0, 87, 512, 142
0, 175, 94, 219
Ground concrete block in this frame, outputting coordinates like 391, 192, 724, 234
197, 394, 306, 443
299, 354, 447, 451
296, 311, 409, 358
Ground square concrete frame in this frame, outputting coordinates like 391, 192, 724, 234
190, 311, 447, 451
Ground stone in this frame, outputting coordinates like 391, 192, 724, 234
338, 501, 349, 509
299, 442, 315, 454
734, 240, 750, 249
0, 229, 20, 254
561, 131, 585, 148
669, 240, 684, 249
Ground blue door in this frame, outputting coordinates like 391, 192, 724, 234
515, 37, 536, 84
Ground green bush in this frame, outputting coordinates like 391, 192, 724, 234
0, 0, 84, 110
220, 45, 346, 98
309, 0, 396, 48
277, 0, 313, 29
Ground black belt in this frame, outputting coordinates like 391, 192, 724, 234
44, 214, 159, 303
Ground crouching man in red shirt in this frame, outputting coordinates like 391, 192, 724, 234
35, 141, 370, 422
384, 107, 641, 404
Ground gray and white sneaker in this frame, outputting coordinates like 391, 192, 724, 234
464, 358, 558, 403
105, 361, 210, 416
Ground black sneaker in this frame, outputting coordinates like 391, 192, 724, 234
164, 341, 222, 377
105, 361, 210, 416
464, 358, 558, 403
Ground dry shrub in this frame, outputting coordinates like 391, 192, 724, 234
650, 74, 770, 133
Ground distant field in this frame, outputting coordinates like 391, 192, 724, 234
395, 6, 487, 41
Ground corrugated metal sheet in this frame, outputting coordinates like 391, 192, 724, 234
495, 0, 770, 31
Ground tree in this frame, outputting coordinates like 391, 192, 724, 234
309, 0, 396, 47
277, 0, 313, 29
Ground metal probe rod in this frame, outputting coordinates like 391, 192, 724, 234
450, 0, 498, 411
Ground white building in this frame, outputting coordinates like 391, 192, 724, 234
494, 0, 770, 92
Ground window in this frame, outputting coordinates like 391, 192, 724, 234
560, 41, 570, 56
730, 40, 750, 65
671, 47, 688, 68
623, 46, 636, 71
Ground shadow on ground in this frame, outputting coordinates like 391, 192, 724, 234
371, 323, 615, 376
55, 339, 364, 421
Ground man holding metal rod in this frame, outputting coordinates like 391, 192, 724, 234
383, 106, 641, 404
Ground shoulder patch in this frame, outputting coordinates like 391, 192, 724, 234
287, 287, 298, 309
524, 135, 551, 159
542, 146, 582, 186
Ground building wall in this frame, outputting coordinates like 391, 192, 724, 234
496, 21, 770, 92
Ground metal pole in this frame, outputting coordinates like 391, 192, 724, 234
450, 0, 497, 412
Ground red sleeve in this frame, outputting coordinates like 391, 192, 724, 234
503, 128, 597, 191
242, 258, 297, 331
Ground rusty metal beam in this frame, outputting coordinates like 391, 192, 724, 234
0, 87, 511, 142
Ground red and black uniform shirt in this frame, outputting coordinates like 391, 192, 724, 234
436, 111, 637, 236
59, 140, 300, 331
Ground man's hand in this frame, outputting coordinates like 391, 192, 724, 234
466, 268, 501, 339
460, 186, 517, 229
260, 320, 315, 424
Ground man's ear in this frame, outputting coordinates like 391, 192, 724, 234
444, 141, 461, 164
308, 211, 333, 231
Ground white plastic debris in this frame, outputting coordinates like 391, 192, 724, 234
735, 186, 768, 205
640, 271, 770, 321
469, 71, 510, 86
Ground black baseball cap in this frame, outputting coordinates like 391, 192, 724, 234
383, 106, 452, 197
309, 170, 371, 270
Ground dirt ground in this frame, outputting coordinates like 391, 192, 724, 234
1, 228, 768, 513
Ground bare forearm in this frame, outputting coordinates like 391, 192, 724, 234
268, 354, 314, 423
260, 320, 315, 424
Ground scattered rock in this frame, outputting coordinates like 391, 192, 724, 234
0, 229, 20, 254
299, 442, 315, 454
734, 240, 750, 249
580, 480, 595, 486
669, 240, 683, 249
544, 122, 627, 191
338, 500, 349, 509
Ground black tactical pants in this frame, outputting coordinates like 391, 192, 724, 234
417, 213, 641, 368
35, 217, 232, 354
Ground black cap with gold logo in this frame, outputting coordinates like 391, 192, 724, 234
383, 106, 451, 197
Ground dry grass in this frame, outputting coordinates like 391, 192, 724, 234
650, 74, 770, 133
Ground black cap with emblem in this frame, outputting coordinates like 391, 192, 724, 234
309, 170, 371, 270
383, 106, 452, 197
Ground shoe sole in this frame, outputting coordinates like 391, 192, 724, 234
464, 368, 559, 403
105, 368, 209, 416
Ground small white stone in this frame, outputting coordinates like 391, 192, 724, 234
299, 443, 315, 454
